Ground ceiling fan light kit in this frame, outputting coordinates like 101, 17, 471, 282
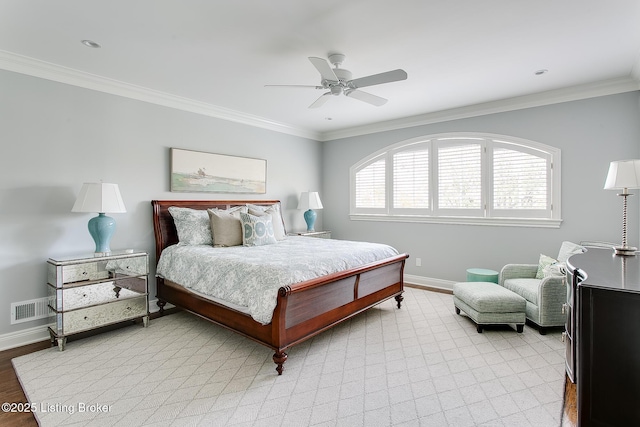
267, 53, 407, 109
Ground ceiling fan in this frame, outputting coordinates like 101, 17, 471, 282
266, 53, 407, 108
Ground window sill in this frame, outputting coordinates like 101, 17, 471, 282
349, 214, 562, 228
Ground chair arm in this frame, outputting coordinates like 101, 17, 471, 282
538, 274, 568, 325
499, 264, 538, 285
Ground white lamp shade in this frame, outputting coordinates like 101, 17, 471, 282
297, 191, 323, 210
72, 183, 126, 213
604, 160, 640, 190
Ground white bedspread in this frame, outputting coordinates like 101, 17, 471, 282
156, 236, 399, 324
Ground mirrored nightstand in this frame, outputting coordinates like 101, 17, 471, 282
47, 250, 149, 351
288, 231, 331, 239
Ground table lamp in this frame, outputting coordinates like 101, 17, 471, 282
604, 160, 640, 256
72, 183, 126, 254
297, 191, 323, 232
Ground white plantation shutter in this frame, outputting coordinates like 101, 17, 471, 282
493, 147, 547, 210
355, 159, 385, 209
437, 143, 482, 209
350, 133, 560, 226
393, 150, 429, 209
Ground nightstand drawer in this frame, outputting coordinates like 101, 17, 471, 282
48, 262, 110, 285
105, 256, 148, 276
58, 296, 147, 335
48, 279, 146, 311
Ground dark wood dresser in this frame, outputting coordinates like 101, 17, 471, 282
567, 248, 640, 426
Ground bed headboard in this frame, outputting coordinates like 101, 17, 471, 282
151, 199, 282, 264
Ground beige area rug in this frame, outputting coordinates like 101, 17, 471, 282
13, 287, 566, 427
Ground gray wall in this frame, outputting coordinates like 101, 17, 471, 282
0, 70, 322, 337
322, 92, 640, 284
1, 67, 638, 342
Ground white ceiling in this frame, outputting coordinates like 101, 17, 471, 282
1, 0, 640, 140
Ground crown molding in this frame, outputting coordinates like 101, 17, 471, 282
319, 77, 640, 141
0, 50, 320, 141
2, 49, 638, 143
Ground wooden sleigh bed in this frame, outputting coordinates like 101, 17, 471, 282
152, 199, 408, 374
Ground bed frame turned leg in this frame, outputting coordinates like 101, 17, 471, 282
395, 294, 404, 309
157, 300, 167, 316
273, 351, 288, 375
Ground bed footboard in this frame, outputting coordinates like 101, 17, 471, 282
270, 253, 408, 374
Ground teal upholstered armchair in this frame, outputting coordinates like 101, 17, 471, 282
499, 242, 585, 334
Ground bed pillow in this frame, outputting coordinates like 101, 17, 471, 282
248, 206, 286, 240
240, 212, 277, 246
247, 203, 286, 240
207, 206, 247, 247
168, 207, 212, 246
536, 254, 558, 279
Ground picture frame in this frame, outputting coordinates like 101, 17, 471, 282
170, 148, 267, 194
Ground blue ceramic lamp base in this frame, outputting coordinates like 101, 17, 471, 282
304, 209, 317, 232
88, 213, 116, 254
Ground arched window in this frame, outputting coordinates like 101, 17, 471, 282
350, 133, 561, 227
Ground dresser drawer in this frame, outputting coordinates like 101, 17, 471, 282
58, 296, 147, 335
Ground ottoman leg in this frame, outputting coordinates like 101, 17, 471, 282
455, 307, 461, 315
516, 324, 524, 333
476, 324, 483, 333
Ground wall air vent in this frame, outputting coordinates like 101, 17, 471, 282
11, 297, 53, 324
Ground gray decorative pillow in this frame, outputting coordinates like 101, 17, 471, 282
240, 212, 277, 246
168, 207, 212, 246
536, 254, 558, 279
207, 206, 247, 247
248, 206, 286, 240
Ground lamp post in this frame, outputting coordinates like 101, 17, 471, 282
604, 160, 640, 256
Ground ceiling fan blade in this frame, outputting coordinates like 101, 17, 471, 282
309, 92, 332, 108
309, 57, 339, 82
345, 89, 387, 106
265, 84, 324, 89
349, 69, 407, 89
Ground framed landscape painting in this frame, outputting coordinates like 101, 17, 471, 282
171, 148, 267, 193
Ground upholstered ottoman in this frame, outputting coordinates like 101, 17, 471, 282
453, 282, 526, 333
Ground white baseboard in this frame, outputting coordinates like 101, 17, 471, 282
404, 274, 456, 292
0, 323, 52, 352
0, 298, 169, 352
